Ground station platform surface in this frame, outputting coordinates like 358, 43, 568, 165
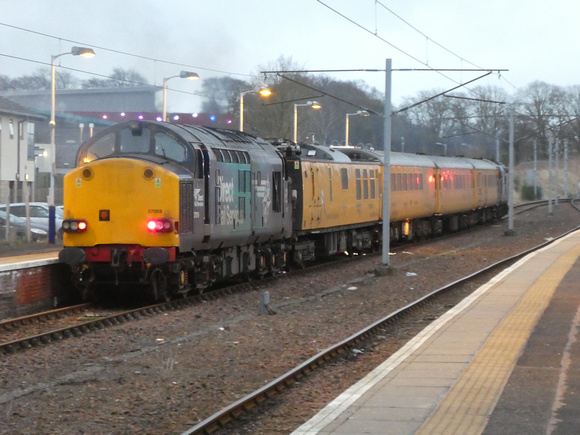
0, 250, 58, 272
293, 229, 580, 435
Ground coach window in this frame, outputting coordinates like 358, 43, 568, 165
341, 168, 348, 189
363, 169, 369, 199
370, 170, 376, 198
355, 169, 362, 200
328, 168, 333, 201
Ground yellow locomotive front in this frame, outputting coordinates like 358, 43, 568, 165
62, 158, 181, 250
58, 120, 196, 300
59, 157, 182, 298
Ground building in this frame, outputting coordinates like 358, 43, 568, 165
1, 86, 235, 204
1, 87, 158, 204
0, 96, 45, 204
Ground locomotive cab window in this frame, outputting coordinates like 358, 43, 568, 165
154, 132, 187, 162
81, 132, 116, 163
120, 127, 150, 153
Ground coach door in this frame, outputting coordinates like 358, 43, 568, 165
310, 164, 322, 228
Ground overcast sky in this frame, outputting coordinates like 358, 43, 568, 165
1, 0, 578, 112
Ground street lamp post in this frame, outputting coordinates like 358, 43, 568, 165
49, 46, 95, 243
162, 71, 199, 122
293, 101, 321, 143
240, 88, 271, 131
345, 110, 369, 146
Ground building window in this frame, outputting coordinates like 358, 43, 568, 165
27, 123, 35, 159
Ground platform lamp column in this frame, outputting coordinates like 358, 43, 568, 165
162, 71, 199, 122
49, 46, 95, 244
293, 101, 321, 143
345, 110, 369, 146
240, 88, 271, 132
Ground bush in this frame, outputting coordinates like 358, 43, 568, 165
521, 184, 543, 200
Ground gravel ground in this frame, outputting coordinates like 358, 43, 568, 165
0, 204, 579, 435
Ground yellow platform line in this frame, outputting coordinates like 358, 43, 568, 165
416, 241, 580, 435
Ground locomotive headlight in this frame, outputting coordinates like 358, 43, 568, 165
147, 218, 175, 233
62, 219, 88, 233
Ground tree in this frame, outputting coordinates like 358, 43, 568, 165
200, 76, 247, 114
82, 68, 148, 88
0, 74, 12, 91
559, 85, 580, 157
8, 69, 51, 90
516, 81, 565, 159
399, 90, 458, 154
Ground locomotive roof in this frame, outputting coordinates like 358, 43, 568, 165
297, 144, 352, 162
160, 122, 273, 150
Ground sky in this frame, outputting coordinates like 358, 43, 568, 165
1, 0, 579, 113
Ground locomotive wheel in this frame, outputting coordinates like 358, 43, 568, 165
80, 285, 93, 302
73, 266, 94, 302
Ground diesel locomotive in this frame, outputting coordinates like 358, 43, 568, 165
59, 120, 508, 301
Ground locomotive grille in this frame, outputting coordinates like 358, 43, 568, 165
180, 181, 194, 234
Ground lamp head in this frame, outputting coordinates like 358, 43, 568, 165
71, 46, 95, 57
180, 71, 200, 80
259, 88, 272, 97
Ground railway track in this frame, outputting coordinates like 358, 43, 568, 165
1, 203, 578, 434
0, 256, 359, 356
180, 223, 580, 435
1, 201, 570, 358
0, 286, 251, 356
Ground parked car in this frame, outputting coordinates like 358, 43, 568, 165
0, 202, 64, 236
0, 210, 48, 242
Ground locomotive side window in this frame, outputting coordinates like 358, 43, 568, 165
194, 149, 203, 178
238, 170, 246, 192
239, 197, 246, 219
272, 171, 282, 212
154, 132, 187, 162
120, 127, 150, 153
